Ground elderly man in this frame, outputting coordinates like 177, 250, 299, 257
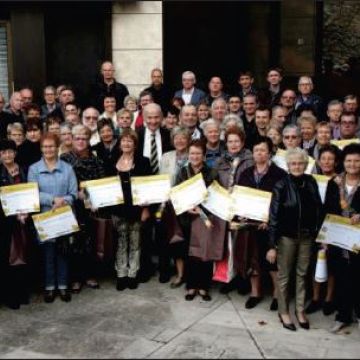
271, 105, 287, 129
174, 71, 206, 106
280, 89, 297, 126
211, 97, 228, 125
90, 61, 129, 112
295, 76, 323, 119
205, 76, 229, 105
41, 86, 61, 121
20, 88, 34, 109
180, 104, 202, 140
82, 107, 100, 146
282, 124, 301, 150
134, 90, 154, 130
339, 112, 358, 140
326, 100, 343, 140
5, 92, 24, 124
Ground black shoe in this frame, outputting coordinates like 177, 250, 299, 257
185, 291, 197, 301
305, 300, 321, 314
322, 301, 336, 316
116, 277, 128, 291
59, 289, 72, 302
245, 296, 262, 309
278, 314, 296, 331
44, 290, 56, 303
237, 279, 251, 295
159, 273, 171, 284
219, 282, 236, 294
199, 292, 212, 301
270, 298, 278, 311
295, 313, 310, 330
170, 277, 185, 289
128, 278, 139, 290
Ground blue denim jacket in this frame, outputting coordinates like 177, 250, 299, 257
28, 158, 78, 213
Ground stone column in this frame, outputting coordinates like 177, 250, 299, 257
112, 1, 163, 97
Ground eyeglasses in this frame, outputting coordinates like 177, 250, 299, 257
289, 161, 305, 166
284, 135, 298, 139
74, 137, 88, 141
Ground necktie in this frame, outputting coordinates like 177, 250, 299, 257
150, 132, 159, 174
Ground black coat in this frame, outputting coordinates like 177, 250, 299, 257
16, 140, 42, 176
0, 111, 16, 140
92, 140, 120, 176
268, 174, 323, 248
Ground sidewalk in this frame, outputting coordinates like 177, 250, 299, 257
0, 278, 358, 359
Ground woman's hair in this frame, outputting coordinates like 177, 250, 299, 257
188, 138, 206, 154
170, 126, 191, 145
123, 95, 137, 108
252, 136, 273, 153
46, 115, 62, 130
116, 108, 133, 121
285, 147, 309, 167
119, 128, 138, 150
0, 139, 17, 152
72, 124, 91, 140
60, 123, 72, 134
24, 103, 41, 115
222, 114, 244, 130
40, 132, 61, 148
200, 118, 220, 135
224, 126, 246, 144
26, 117, 43, 132
342, 143, 360, 160
297, 114, 317, 128
318, 144, 341, 163
97, 118, 114, 133
7, 122, 25, 135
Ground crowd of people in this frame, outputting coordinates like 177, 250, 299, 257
0, 62, 359, 334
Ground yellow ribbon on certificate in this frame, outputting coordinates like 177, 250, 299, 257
32, 205, 80, 242
131, 174, 171, 205
170, 173, 208, 215
331, 138, 360, 150
316, 214, 360, 253
0, 182, 40, 216
231, 185, 272, 222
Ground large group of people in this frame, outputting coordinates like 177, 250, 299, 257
0, 62, 360, 335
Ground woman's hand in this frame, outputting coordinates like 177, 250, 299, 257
350, 214, 360, 225
258, 222, 268, 231
188, 207, 200, 215
141, 207, 150, 222
52, 197, 66, 210
266, 249, 277, 264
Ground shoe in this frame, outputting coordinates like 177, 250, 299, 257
295, 312, 310, 330
245, 296, 262, 309
116, 277, 128, 291
137, 272, 151, 283
278, 314, 296, 331
185, 291, 197, 301
127, 278, 139, 290
5, 301, 20, 310
237, 279, 251, 295
71, 282, 82, 294
170, 277, 184, 289
322, 301, 336, 316
44, 290, 56, 303
59, 289, 71, 302
86, 280, 100, 289
159, 273, 171, 284
329, 321, 348, 334
219, 282, 236, 294
305, 300, 321, 314
270, 298, 278, 311
199, 292, 212, 301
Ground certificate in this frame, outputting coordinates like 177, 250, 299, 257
331, 138, 360, 150
131, 174, 171, 205
272, 149, 315, 174
316, 214, 360, 252
80, 176, 123, 208
312, 174, 330, 204
231, 185, 272, 222
170, 173, 208, 215
0, 182, 40, 216
32, 205, 80, 242
202, 181, 233, 221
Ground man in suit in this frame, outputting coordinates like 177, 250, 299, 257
174, 71, 206, 106
137, 103, 173, 283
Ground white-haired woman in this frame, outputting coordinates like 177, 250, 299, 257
267, 148, 323, 331
201, 119, 225, 168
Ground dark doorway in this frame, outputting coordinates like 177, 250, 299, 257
44, 2, 111, 108
163, 1, 279, 93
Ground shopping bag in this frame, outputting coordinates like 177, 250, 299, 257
213, 232, 237, 283
92, 217, 115, 261
9, 222, 30, 266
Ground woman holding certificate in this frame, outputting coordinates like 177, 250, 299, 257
61, 125, 106, 293
110, 129, 151, 291
0, 140, 29, 309
267, 148, 323, 331
175, 139, 219, 301
28, 133, 78, 304
237, 136, 287, 311
324, 144, 360, 333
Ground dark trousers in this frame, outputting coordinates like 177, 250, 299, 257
334, 252, 360, 323
186, 257, 213, 291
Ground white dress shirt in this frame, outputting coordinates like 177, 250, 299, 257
143, 127, 163, 163
182, 88, 194, 105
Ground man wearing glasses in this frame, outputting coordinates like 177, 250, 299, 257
282, 124, 301, 150
82, 107, 100, 146
280, 89, 297, 126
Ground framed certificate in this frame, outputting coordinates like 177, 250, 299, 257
32, 205, 80, 242
131, 174, 171, 205
170, 173, 208, 215
331, 138, 360, 150
272, 149, 315, 174
316, 214, 360, 253
312, 174, 331, 204
231, 185, 272, 222
80, 176, 124, 208
0, 182, 40, 216
202, 180, 233, 221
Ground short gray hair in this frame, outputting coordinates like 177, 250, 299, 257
143, 103, 162, 120
282, 124, 301, 137
327, 99, 343, 109
182, 71, 196, 82
170, 126, 191, 144
222, 114, 244, 130
285, 147, 309, 168
298, 75, 313, 85
60, 123, 72, 134
211, 97, 227, 111
123, 95, 137, 107
200, 118, 220, 135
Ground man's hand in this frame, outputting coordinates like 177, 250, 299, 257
266, 249, 277, 264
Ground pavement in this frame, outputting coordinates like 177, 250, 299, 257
0, 277, 359, 359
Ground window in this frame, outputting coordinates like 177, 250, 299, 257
0, 22, 11, 101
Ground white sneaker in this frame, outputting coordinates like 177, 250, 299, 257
329, 321, 347, 334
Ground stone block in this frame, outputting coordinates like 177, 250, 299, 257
281, 0, 316, 17
113, 1, 162, 15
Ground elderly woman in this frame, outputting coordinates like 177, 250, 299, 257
222, 114, 244, 132
0, 140, 29, 309
7, 122, 25, 148
237, 136, 287, 310
312, 121, 332, 161
175, 139, 219, 301
267, 148, 323, 330
282, 124, 301, 150
201, 119, 225, 168
324, 144, 360, 333
28, 133, 78, 303
92, 118, 120, 176
59, 123, 73, 156
61, 124, 106, 293
109, 129, 152, 291
160, 126, 190, 287
298, 115, 317, 155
